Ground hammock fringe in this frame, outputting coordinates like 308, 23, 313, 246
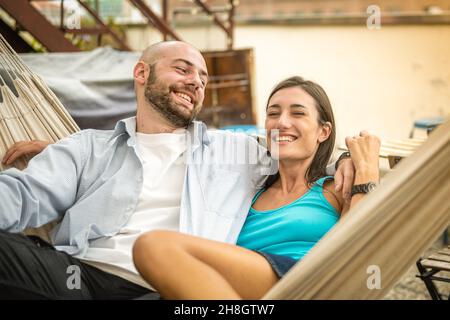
0, 34, 80, 171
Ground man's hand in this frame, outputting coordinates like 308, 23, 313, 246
2, 140, 51, 166
334, 157, 355, 203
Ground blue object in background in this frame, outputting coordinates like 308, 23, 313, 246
219, 125, 264, 136
413, 117, 444, 130
410, 117, 444, 137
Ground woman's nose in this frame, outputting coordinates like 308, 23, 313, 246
277, 112, 292, 129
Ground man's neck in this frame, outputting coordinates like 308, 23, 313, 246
136, 103, 182, 134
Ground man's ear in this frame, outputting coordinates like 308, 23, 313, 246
318, 121, 332, 143
133, 61, 148, 85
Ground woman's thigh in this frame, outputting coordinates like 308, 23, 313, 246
138, 231, 280, 299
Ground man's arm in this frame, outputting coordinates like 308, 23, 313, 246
0, 134, 85, 232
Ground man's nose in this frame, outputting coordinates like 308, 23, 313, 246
186, 71, 203, 91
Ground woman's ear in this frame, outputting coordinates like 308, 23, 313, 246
133, 61, 148, 85
318, 121, 332, 143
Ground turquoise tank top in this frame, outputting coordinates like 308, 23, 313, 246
236, 176, 339, 260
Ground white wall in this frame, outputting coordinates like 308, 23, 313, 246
127, 24, 450, 146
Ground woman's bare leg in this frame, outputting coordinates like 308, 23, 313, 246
132, 230, 279, 300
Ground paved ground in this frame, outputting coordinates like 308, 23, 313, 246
384, 239, 450, 300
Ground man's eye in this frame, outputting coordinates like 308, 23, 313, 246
267, 113, 279, 116
292, 112, 305, 116
175, 67, 186, 73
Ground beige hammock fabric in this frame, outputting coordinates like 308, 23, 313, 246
263, 119, 450, 299
0, 34, 79, 172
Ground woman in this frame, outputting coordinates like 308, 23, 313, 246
132, 76, 381, 300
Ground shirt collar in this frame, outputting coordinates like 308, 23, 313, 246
108, 116, 211, 149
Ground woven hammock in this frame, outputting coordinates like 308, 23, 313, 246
0, 34, 79, 171
263, 119, 450, 299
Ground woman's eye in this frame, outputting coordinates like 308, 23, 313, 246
292, 112, 305, 116
267, 113, 279, 116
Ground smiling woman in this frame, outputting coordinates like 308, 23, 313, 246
265, 78, 335, 185
132, 76, 381, 300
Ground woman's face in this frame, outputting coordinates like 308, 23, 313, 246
265, 86, 331, 162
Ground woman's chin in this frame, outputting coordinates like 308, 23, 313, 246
276, 152, 307, 163
270, 152, 291, 161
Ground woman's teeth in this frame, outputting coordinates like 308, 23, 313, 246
175, 92, 192, 103
276, 136, 296, 142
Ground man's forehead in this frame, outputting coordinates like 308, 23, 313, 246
159, 48, 208, 74
159, 43, 203, 60
142, 41, 203, 61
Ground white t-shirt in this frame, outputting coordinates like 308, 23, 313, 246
80, 130, 187, 290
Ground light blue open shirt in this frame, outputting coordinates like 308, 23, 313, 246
0, 117, 278, 256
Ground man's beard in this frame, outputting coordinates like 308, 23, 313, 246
144, 74, 200, 128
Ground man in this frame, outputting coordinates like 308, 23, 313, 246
0, 41, 354, 299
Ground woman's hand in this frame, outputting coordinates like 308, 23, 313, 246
345, 131, 381, 184
2, 140, 51, 166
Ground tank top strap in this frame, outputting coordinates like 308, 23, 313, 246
251, 188, 266, 206
252, 176, 333, 207
311, 175, 334, 190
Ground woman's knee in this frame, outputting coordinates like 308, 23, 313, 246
133, 230, 180, 265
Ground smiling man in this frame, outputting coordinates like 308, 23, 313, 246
137, 41, 208, 131
0, 41, 354, 299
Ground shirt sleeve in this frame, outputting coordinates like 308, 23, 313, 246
249, 135, 276, 189
326, 161, 337, 176
0, 132, 86, 232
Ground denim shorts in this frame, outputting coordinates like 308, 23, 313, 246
256, 251, 298, 278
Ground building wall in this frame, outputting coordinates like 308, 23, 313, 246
169, 0, 450, 17
126, 24, 450, 145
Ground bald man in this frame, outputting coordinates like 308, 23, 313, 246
0, 41, 354, 299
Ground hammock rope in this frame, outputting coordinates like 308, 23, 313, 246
0, 34, 80, 171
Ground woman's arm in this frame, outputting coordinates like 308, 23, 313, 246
325, 131, 380, 217
340, 131, 380, 215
